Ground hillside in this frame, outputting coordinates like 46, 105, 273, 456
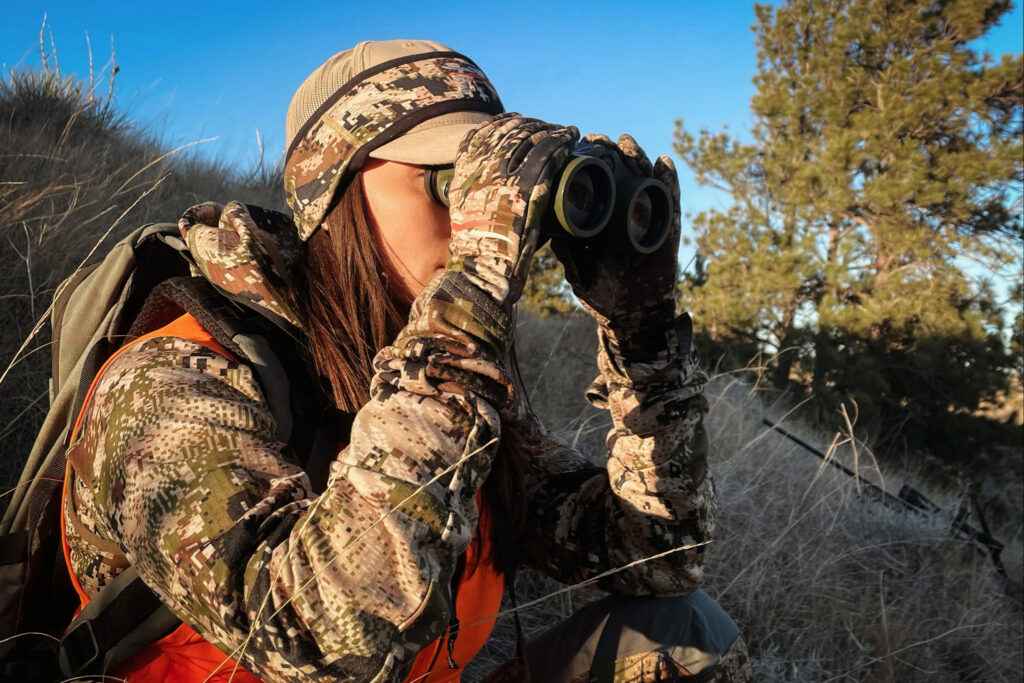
0, 67, 282, 488
1, 66, 1021, 681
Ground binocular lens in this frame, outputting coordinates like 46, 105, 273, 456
553, 156, 615, 238
620, 179, 672, 254
630, 192, 652, 241
566, 171, 594, 218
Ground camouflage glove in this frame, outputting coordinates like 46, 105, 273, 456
446, 113, 580, 317
550, 133, 685, 369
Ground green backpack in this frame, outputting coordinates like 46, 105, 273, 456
0, 222, 334, 679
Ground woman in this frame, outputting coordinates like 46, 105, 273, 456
60, 39, 752, 681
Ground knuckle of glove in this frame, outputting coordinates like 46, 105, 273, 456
582, 132, 615, 147
610, 132, 653, 178
456, 118, 575, 191
535, 142, 576, 194
461, 112, 523, 158
654, 155, 681, 194
508, 125, 576, 179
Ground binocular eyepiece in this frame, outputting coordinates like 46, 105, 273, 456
425, 142, 673, 254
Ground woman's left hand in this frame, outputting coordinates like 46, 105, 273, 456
550, 133, 682, 361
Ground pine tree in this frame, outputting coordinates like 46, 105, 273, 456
1011, 275, 1024, 380
676, 0, 1023, 465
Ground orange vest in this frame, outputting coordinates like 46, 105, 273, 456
61, 313, 504, 682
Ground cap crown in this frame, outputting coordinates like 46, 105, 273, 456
285, 39, 450, 155
282, 39, 503, 242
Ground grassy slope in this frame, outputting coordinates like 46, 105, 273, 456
0, 68, 281, 487
2, 68, 1020, 682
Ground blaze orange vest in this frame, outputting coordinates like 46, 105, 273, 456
61, 312, 504, 682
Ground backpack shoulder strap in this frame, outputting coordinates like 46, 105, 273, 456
54, 278, 253, 678
49, 264, 99, 405
0, 222, 190, 673
58, 567, 178, 678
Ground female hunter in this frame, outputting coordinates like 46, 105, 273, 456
60, 39, 752, 681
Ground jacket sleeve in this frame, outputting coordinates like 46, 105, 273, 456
79, 276, 511, 681
519, 312, 716, 596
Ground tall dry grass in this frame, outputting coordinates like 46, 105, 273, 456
0, 62, 282, 487
1, 60, 1021, 681
469, 314, 1024, 681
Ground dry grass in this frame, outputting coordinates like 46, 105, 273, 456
466, 314, 1024, 682
0, 64, 282, 488
2, 63, 1021, 681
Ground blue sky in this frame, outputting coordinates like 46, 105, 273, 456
4, 1, 1022, 282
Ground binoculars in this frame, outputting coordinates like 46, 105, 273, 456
425, 142, 673, 254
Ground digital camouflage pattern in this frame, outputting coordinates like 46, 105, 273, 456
446, 114, 578, 313
574, 637, 753, 683
284, 53, 503, 242
65, 116, 728, 680
179, 201, 304, 329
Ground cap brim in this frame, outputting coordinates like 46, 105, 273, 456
368, 111, 495, 165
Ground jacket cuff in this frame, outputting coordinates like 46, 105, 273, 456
595, 312, 708, 436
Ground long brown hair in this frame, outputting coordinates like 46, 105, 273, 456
290, 174, 527, 575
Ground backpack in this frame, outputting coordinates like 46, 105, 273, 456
0, 222, 341, 679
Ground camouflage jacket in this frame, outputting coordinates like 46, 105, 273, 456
63, 202, 716, 681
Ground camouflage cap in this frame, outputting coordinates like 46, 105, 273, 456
283, 39, 504, 242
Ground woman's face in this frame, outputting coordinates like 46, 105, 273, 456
361, 158, 452, 303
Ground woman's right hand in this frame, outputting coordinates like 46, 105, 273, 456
446, 113, 579, 309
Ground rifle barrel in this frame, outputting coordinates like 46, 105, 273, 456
760, 417, 1007, 579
